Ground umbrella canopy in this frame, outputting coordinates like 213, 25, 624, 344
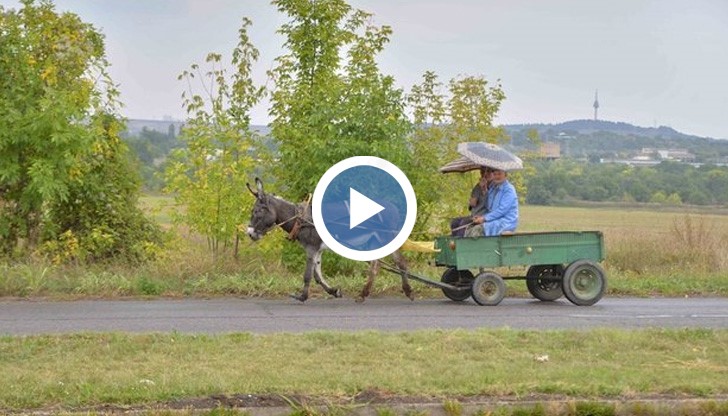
440, 142, 523, 173
439, 156, 484, 173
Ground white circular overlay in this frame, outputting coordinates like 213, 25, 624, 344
312, 156, 417, 262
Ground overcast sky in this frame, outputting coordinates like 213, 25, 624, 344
2, 0, 727, 139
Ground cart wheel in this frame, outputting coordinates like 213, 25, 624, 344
440, 268, 474, 301
562, 260, 606, 306
526, 264, 564, 301
471, 271, 506, 306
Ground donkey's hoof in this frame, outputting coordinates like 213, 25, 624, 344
332, 288, 343, 298
355, 296, 366, 303
289, 293, 307, 302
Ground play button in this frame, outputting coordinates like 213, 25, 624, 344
349, 188, 384, 229
312, 156, 417, 262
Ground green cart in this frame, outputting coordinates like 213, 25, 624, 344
383, 231, 607, 306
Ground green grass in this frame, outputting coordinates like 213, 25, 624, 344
138, 194, 178, 226
0, 329, 726, 411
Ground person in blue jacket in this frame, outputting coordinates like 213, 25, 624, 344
466, 168, 518, 236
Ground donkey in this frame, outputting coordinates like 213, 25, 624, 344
246, 178, 413, 302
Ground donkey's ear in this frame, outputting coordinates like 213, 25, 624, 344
246, 182, 258, 197
255, 177, 265, 195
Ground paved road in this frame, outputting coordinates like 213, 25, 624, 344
1, 297, 727, 335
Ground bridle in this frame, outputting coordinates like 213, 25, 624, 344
250, 195, 312, 240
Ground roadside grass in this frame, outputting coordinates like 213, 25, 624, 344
1, 203, 727, 299
0, 329, 726, 411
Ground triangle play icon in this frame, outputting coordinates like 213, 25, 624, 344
349, 188, 385, 229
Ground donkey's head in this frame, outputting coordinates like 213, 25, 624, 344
246, 178, 278, 241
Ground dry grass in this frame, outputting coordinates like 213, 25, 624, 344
519, 205, 728, 275
1, 203, 727, 299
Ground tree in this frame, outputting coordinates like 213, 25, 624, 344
704, 169, 728, 204
165, 17, 265, 257
447, 75, 507, 144
268, 0, 410, 200
406, 72, 509, 236
1, 0, 158, 260
406, 71, 450, 234
43, 114, 163, 263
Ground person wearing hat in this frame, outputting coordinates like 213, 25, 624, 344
466, 168, 518, 237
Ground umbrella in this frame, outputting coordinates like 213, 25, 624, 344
439, 142, 523, 173
439, 156, 483, 173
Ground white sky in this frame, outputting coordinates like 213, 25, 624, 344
2, 0, 727, 139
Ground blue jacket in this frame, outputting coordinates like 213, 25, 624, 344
483, 180, 518, 236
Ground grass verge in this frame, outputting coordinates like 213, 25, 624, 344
3, 204, 728, 299
1, 328, 726, 412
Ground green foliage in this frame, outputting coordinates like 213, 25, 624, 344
136, 275, 164, 296
405, 71, 509, 238
268, 0, 412, 270
123, 126, 183, 191
524, 159, 728, 206
268, 0, 410, 200
0, 0, 104, 254
165, 17, 266, 257
41, 115, 163, 263
0, 0, 160, 262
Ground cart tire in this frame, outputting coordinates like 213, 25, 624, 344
562, 260, 606, 306
526, 265, 564, 301
471, 272, 506, 306
440, 268, 474, 301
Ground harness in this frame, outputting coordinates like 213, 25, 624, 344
257, 195, 312, 241
281, 205, 308, 241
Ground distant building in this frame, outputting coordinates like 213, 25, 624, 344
554, 132, 575, 140
601, 147, 698, 166
539, 142, 561, 160
640, 148, 695, 162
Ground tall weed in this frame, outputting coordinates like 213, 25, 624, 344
607, 216, 727, 275
671, 216, 728, 271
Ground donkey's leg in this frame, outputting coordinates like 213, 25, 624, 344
392, 250, 414, 301
357, 260, 380, 302
290, 250, 316, 302
313, 249, 342, 298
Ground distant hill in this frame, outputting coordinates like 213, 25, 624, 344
504, 119, 728, 164
122, 117, 728, 164
503, 119, 705, 140
125, 117, 716, 141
